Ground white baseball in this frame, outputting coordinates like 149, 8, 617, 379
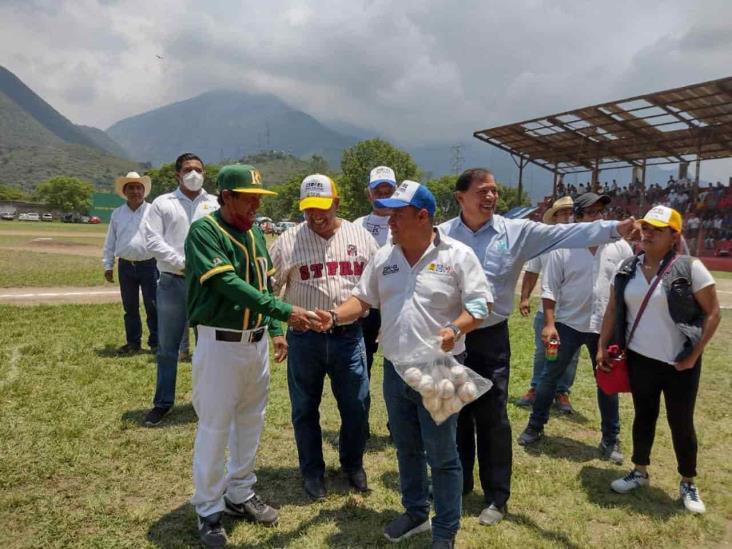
446, 395, 464, 414
417, 375, 436, 397
422, 395, 442, 413
450, 365, 469, 386
404, 367, 422, 388
457, 381, 478, 403
431, 408, 449, 424
437, 379, 455, 400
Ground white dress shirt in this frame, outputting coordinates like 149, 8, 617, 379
439, 214, 623, 327
541, 240, 633, 333
144, 188, 219, 275
102, 202, 154, 270
353, 231, 493, 359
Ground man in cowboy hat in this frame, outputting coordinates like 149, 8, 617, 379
516, 195, 581, 412
102, 171, 157, 354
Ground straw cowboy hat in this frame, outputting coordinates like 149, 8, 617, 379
114, 172, 152, 199
542, 195, 574, 224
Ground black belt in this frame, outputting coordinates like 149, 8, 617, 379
332, 323, 361, 336
120, 257, 156, 265
215, 327, 266, 343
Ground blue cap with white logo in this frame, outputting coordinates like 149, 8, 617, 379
374, 180, 436, 217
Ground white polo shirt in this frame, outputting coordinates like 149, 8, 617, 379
353, 230, 493, 360
615, 256, 715, 365
541, 240, 633, 334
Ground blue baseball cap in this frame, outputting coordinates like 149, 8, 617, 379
374, 180, 436, 216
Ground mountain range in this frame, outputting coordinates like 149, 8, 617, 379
0, 65, 137, 190
1, 64, 673, 200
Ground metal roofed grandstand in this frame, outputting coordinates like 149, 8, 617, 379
474, 76, 732, 181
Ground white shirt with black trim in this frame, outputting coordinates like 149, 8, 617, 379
614, 256, 715, 365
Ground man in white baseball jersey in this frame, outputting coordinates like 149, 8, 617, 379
354, 166, 397, 432
102, 171, 157, 354
143, 152, 219, 426
269, 174, 379, 500
314, 181, 493, 549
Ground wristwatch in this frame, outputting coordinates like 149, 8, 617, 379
446, 323, 462, 339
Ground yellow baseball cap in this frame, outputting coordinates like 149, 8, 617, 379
299, 174, 338, 211
639, 205, 683, 232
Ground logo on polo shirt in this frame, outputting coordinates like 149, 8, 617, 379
382, 264, 399, 275
427, 262, 453, 274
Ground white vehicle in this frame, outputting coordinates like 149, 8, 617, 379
19, 212, 40, 221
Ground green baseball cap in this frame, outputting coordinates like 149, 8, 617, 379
217, 164, 277, 195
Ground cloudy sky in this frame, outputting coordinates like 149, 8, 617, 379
2, 0, 731, 178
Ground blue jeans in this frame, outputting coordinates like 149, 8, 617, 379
286, 325, 369, 479
528, 322, 620, 444
153, 272, 188, 409
118, 258, 158, 348
383, 359, 461, 542
530, 311, 578, 393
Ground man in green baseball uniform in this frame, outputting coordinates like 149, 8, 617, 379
184, 164, 314, 547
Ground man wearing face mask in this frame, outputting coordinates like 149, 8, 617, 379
269, 174, 379, 500
184, 164, 315, 547
143, 152, 219, 426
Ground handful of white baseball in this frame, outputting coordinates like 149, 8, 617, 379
405, 363, 480, 424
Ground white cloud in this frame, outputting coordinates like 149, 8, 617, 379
1, 0, 730, 179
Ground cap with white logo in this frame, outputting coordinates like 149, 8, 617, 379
374, 180, 436, 216
369, 166, 397, 189
639, 205, 683, 232
299, 174, 339, 211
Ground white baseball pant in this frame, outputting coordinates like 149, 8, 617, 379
190, 325, 270, 518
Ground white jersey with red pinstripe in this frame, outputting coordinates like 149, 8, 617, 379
269, 220, 379, 312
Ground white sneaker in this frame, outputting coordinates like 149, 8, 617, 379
610, 469, 649, 494
680, 482, 706, 514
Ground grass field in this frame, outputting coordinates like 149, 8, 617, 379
1, 301, 730, 548
0, 249, 104, 287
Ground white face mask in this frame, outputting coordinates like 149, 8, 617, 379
182, 171, 204, 192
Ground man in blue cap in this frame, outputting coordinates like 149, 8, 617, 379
315, 181, 493, 549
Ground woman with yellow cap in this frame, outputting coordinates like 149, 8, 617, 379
597, 205, 720, 514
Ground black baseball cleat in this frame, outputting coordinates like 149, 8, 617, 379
224, 494, 278, 526
197, 512, 227, 548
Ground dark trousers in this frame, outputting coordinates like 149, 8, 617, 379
528, 323, 620, 444
457, 321, 512, 507
627, 350, 701, 478
118, 258, 158, 348
286, 325, 370, 479
360, 308, 381, 379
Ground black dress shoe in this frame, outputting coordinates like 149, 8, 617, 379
347, 468, 369, 492
303, 477, 326, 500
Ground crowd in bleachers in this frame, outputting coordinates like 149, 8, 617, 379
546, 176, 732, 257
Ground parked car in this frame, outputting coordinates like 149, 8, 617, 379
0, 212, 15, 221
88, 216, 101, 224
19, 212, 40, 221
41, 213, 53, 222
274, 221, 296, 235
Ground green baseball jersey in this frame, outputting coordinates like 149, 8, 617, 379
184, 211, 292, 335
